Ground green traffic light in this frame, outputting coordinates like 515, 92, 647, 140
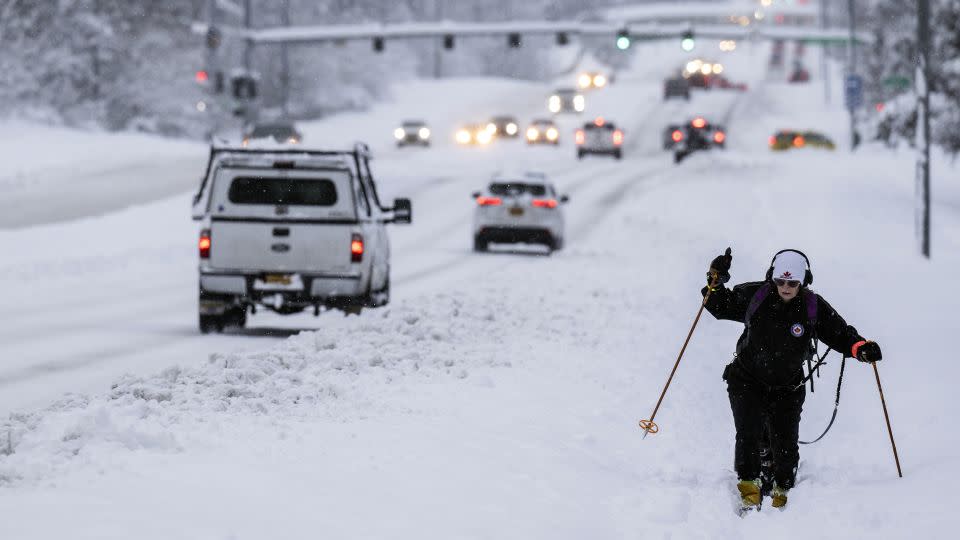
681, 37, 695, 51
616, 36, 631, 50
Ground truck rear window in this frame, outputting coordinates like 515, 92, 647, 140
228, 177, 338, 206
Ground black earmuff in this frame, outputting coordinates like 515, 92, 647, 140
766, 248, 813, 286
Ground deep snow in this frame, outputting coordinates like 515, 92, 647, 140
1, 40, 959, 539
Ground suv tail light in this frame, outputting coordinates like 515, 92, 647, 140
351, 233, 364, 262
199, 229, 211, 259
713, 131, 726, 143
575, 130, 585, 145
476, 196, 502, 206
672, 130, 684, 142
531, 198, 558, 209
613, 130, 624, 145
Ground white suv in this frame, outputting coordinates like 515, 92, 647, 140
191, 143, 411, 333
471, 173, 569, 253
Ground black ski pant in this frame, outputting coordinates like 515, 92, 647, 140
724, 364, 806, 490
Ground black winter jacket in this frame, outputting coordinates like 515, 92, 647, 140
703, 281, 864, 387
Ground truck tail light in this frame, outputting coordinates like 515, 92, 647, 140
692, 117, 706, 129
351, 233, 364, 262
713, 131, 726, 143
199, 229, 211, 259
613, 130, 624, 145
672, 130, 684, 142
531, 198, 558, 209
476, 196, 502, 206
575, 130, 585, 145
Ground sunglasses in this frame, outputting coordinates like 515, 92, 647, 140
774, 278, 801, 288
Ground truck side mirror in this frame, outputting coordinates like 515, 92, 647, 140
392, 198, 412, 224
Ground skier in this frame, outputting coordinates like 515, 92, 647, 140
703, 248, 882, 511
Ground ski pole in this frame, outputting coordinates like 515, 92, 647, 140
871, 362, 903, 477
639, 249, 728, 437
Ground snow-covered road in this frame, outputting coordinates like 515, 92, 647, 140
2, 42, 959, 539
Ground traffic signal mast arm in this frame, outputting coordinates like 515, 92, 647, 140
191, 20, 872, 47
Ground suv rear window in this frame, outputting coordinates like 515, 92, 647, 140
489, 183, 546, 197
228, 177, 338, 206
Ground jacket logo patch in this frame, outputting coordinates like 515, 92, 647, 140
790, 323, 804, 337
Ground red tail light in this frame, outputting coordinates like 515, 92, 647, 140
692, 117, 706, 129
672, 130, 684, 142
351, 233, 364, 263
594, 117, 605, 127
612, 130, 623, 145
713, 131, 726, 143
195, 70, 209, 83
768, 135, 776, 146
199, 229, 211, 259
793, 135, 805, 147
531, 198, 558, 209
476, 196, 502, 206
575, 130, 585, 145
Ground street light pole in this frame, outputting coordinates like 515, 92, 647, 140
916, 0, 932, 258
847, 0, 857, 150
820, 0, 830, 105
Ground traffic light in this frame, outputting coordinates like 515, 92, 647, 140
681, 30, 695, 51
556, 32, 569, 46
373, 36, 384, 52
508, 33, 521, 48
616, 29, 631, 50
195, 70, 209, 83
443, 34, 454, 50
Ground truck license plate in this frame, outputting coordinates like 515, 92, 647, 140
264, 274, 292, 285
509, 207, 524, 216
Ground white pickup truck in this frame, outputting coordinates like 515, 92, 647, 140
191, 143, 411, 333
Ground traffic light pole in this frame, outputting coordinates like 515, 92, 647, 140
820, 0, 830, 105
917, 0, 932, 258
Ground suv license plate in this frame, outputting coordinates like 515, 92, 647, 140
509, 207, 524, 216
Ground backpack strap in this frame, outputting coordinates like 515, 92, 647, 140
744, 282, 772, 328
804, 289, 818, 327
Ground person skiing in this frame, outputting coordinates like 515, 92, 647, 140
703, 248, 882, 511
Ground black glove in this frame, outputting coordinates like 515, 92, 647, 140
707, 247, 732, 285
855, 341, 882, 363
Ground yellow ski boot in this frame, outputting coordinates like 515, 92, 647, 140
737, 479, 762, 513
771, 483, 789, 509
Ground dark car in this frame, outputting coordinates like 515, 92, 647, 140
242, 122, 301, 146
487, 116, 521, 138
673, 116, 726, 163
664, 77, 691, 100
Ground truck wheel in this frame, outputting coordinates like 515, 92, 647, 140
577, 150, 584, 160
199, 314, 222, 334
223, 307, 247, 330
473, 236, 488, 252
368, 277, 390, 307
614, 149, 623, 160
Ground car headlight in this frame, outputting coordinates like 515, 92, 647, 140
578, 74, 592, 88
486, 122, 497, 134
394, 128, 405, 140
242, 138, 249, 147
548, 96, 561, 112
573, 95, 585, 111
287, 136, 300, 144
546, 127, 558, 141
456, 130, 471, 144
506, 123, 517, 135
476, 130, 492, 145
593, 74, 607, 87
526, 127, 539, 140
419, 127, 430, 139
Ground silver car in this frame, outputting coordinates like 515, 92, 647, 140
471, 173, 569, 253
575, 117, 623, 159
547, 88, 585, 114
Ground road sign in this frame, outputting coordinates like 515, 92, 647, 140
844, 74, 863, 110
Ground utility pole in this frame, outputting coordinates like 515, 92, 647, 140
916, 0, 932, 258
820, 0, 830, 105
847, 0, 857, 150
280, 0, 289, 116
243, 0, 253, 72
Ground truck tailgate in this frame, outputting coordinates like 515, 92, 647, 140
210, 221, 354, 274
